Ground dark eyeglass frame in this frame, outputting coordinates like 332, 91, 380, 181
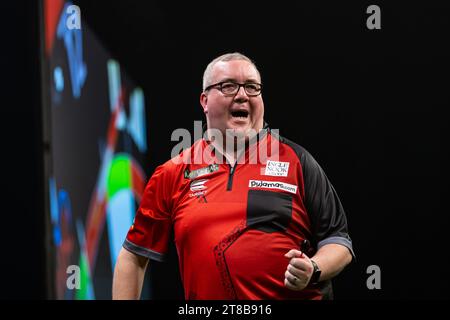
204, 81, 263, 96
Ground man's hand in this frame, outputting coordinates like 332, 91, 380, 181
284, 249, 314, 291
284, 243, 353, 292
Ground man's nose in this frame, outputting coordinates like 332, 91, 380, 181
234, 85, 249, 102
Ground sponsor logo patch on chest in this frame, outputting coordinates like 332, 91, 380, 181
189, 179, 208, 202
190, 179, 208, 192
249, 180, 298, 194
184, 164, 219, 180
264, 160, 290, 177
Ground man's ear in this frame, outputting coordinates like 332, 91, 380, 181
200, 92, 208, 113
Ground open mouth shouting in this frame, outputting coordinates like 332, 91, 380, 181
230, 109, 249, 123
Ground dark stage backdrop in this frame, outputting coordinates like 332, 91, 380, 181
73, 0, 449, 300
2, 0, 448, 300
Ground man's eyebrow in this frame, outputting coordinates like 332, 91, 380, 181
219, 77, 260, 83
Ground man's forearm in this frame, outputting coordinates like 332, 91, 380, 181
311, 243, 352, 282
113, 248, 149, 299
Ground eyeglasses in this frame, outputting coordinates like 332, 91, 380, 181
204, 81, 262, 96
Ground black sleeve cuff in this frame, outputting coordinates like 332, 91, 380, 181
123, 239, 166, 262
317, 236, 356, 260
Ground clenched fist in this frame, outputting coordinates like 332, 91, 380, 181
284, 249, 314, 291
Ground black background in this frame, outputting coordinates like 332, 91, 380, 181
1, 0, 449, 300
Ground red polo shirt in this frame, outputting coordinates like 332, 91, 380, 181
124, 127, 354, 299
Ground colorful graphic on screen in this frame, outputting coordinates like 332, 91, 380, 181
43, 0, 148, 299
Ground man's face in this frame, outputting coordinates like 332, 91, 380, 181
200, 60, 264, 138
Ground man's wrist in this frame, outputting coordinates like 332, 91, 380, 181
309, 259, 322, 285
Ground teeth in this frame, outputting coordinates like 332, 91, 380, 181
231, 110, 249, 118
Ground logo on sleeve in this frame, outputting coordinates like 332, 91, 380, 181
264, 160, 290, 177
249, 180, 297, 194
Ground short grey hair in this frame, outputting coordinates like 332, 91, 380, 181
202, 52, 261, 91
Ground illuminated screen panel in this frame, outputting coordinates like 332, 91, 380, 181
43, 0, 148, 299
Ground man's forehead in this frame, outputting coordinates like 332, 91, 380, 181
212, 60, 260, 81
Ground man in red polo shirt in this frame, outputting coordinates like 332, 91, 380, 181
113, 52, 354, 300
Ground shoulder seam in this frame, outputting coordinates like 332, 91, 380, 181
270, 130, 307, 166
